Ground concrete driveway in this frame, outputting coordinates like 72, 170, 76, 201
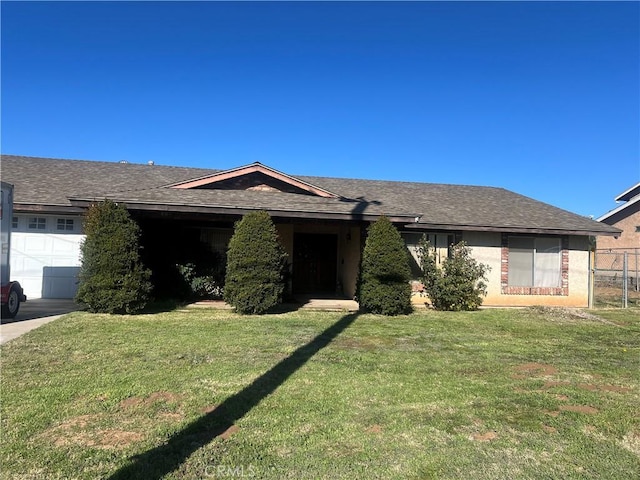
0, 298, 79, 345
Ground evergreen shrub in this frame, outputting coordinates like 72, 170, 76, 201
359, 216, 412, 315
224, 211, 288, 314
75, 200, 152, 314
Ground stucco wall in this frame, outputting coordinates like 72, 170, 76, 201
410, 232, 592, 308
338, 225, 361, 298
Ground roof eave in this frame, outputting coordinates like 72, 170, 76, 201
67, 197, 414, 223
597, 195, 640, 222
614, 182, 640, 202
402, 222, 621, 237
13, 203, 86, 215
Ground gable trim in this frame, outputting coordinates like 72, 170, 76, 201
167, 162, 340, 198
615, 182, 640, 202
597, 194, 640, 223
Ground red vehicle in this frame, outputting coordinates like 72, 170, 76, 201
1, 182, 26, 318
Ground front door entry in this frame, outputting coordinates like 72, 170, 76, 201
292, 233, 338, 294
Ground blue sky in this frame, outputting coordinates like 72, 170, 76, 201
2, 1, 638, 219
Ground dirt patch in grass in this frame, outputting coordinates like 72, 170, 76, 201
512, 362, 558, 379
559, 405, 599, 415
365, 424, 383, 434
576, 383, 600, 391
40, 391, 187, 450
201, 404, 221, 414
516, 367, 632, 397
119, 396, 143, 409
55, 428, 144, 450
219, 424, 239, 440
599, 384, 632, 393
621, 430, 640, 456
470, 431, 498, 442
42, 415, 144, 450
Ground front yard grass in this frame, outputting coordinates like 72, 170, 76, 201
1, 307, 639, 479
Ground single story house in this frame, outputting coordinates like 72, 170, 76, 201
1, 154, 620, 307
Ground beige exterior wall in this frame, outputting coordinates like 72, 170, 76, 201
410, 232, 592, 308
337, 225, 361, 298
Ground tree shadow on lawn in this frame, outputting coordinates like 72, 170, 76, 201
107, 312, 360, 480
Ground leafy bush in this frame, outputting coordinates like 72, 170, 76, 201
358, 216, 412, 315
176, 258, 224, 300
224, 211, 288, 314
76, 200, 152, 314
418, 239, 489, 311
174, 239, 226, 300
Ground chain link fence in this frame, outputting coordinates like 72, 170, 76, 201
593, 249, 640, 308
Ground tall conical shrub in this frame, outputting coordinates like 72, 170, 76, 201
359, 216, 412, 315
76, 200, 152, 314
224, 211, 288, 314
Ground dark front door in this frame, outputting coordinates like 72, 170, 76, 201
293, 233, 338, 294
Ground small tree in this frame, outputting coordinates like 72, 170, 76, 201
359, 216, 412, 315
76, 200, 152, 314
224, 211, 288, 314
418, 238, 489, 311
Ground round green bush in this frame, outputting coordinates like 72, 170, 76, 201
418, 239, 489, 311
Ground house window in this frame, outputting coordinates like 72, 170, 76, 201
28, 217, 47, 230
57, 218, 75, 231
508, 237, 561, 287
502, 234, 568, 296
12, 216, 18, 229
401, 232, 456, 279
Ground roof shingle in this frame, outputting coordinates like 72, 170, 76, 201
0, 154, 619, 236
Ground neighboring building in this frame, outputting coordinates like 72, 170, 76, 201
597, 182, 640, 252
1, 155, 620, 307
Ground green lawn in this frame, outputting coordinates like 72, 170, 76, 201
1, 306, 639, 479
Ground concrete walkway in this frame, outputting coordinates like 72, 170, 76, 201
189, 297, 360, 312
0, 299, 78, 345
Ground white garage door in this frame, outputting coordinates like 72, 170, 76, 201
10, 215, 84, 299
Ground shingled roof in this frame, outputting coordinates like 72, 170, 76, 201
1, 154, 619, 236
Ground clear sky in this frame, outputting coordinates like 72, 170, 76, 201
2, 1, 638, 219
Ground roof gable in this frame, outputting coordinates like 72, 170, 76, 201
167, 162, 340, 198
